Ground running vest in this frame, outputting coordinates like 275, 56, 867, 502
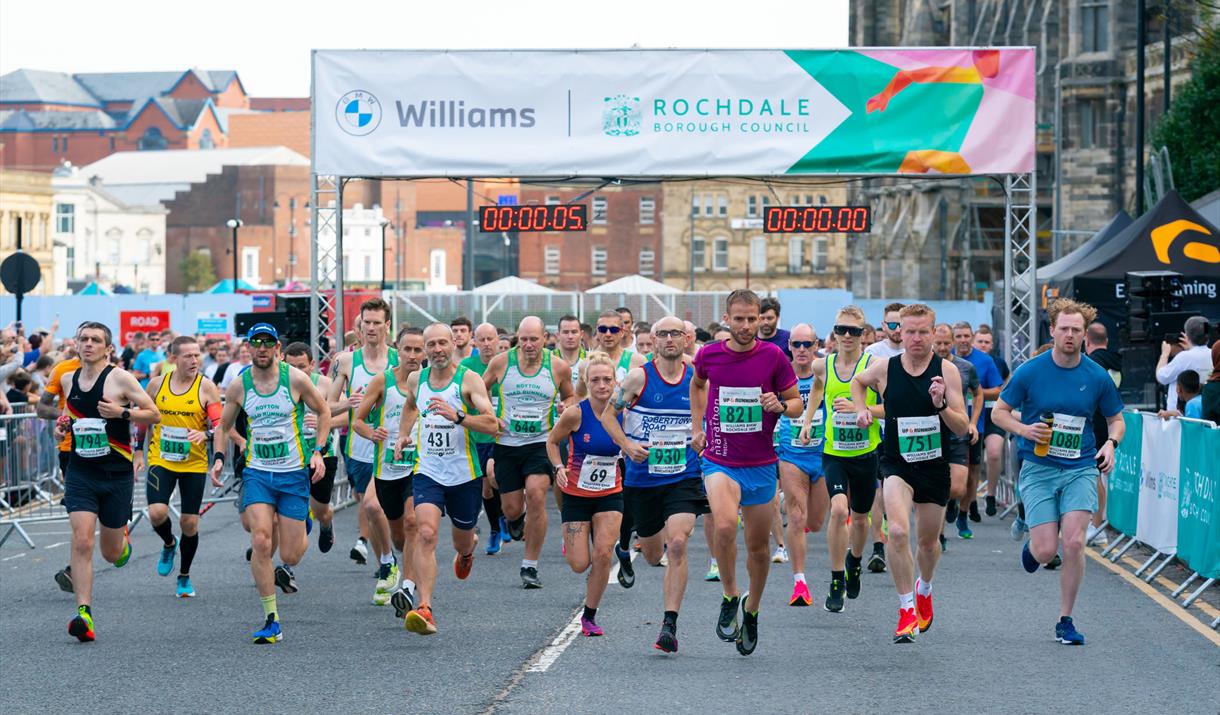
495, 348, 557, 447
242, 363, 307, 473
822, 353, 881, 458
66, 364, 133, 469
414, 366, 481, 486
346, 347, 398, 463
302, 373, 334, 457
376, 368, 414, 481
882, 355, 951, 469
148, 372, 208, 472
562, 400, 623, 498
614, 350, 635, 383
459, 354, 497, 445
622, 361, 700, 487
778, 372, 824, 453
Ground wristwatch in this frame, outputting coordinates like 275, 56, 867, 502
1107, 437, 1120, 449
455, 411, 466, 425
121, 408, 131, 420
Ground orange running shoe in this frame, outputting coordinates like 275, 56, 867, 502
405, 605, 438, 635
894, 607, 918, 644
788, 580, 812, 607
454, 551, 474, 580
915, 583, 933, 633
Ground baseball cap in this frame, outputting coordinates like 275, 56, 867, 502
248, 323, 280, 341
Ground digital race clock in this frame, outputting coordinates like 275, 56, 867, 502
762, 206, 871, 233
479, 204, 588, 232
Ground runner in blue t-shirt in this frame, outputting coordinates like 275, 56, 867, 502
953, 322, 1002, 522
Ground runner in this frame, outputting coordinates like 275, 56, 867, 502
483, 316, 575, 588
37, 351, 81, 593
777, 323, 829, 607
134, 336, 222, 598
633, 324, 655, 358
576, 311, 645, 397
801, 305, 882, 612
394, 324, 499, 634
850, 304, 971, 643
451, 317, 475, 360
210, 323, 331, 643
972, 325, 1010, 516
953, 322, 1004, 524
616, 307, 636, 351
57, 321, 161, 641
991, 299, 1124, 645
691, 290, 802, 656
283, 343, 341, 553
548, 352, 624, 638
932, 325, 983, 548
328, 298, 398, 575
552, 315, 587, 370
601, 316, 706, 653
863, 302, 906, 574
462, 322, 509, 555
758, 297, 792, 359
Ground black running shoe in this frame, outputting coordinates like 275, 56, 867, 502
985, 495, 997, 517
944, 500, 959, 524
520, 566, 542, 589
245, 547, 252, 562
274, 564, 299, 594
655, 621, 678, 653
824, 578, 845, 612
867, 543, 887, 573
736, 606, 758, 656
969, 500, 982, 523
1045, 553, 1062, 570
939, 533, 947, 553
319, 525, 334, 554
845, 555, 862, 600
507, 516, 526, 542
55, 566, 74, 594
716, 595, 740, 641
615, 543, 635, 589
391, 586, 415, 619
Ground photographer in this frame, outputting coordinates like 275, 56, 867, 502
1155, 316, 1213, 412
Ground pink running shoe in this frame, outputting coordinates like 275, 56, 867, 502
789, 580, 813, 607
580, 615, 604, 637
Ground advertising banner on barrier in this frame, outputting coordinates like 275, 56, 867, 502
1107, 412, 1143, 536
118, 310, 171, 346
1177, 420, 1220, 579
313, 48, 1036, 177
1136, 414, 1180, 553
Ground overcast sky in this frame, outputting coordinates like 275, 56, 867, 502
0, 0, 849, 97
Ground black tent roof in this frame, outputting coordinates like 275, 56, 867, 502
1037, 210, 1132, 283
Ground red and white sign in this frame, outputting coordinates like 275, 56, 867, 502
119, 311, 170, 346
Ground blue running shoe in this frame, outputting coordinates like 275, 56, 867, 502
499, 516, 512, 543
956, 513, 973, 540
1021, 541, 1040, 573
157, 538, 177, 576
252, 615, 282, 644
176, 575, 196, 598
485, 529, 502, 555
1055, 617, 1084, 645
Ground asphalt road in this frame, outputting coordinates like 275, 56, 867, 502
2, 497, 1217, 714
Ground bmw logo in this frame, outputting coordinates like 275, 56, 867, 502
335, 90, 382, 136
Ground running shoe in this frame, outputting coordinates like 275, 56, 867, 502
507, 516, 526, 542
956, 513, 974, 540
1010, 516, 1028, 542
789, 580, 812, 607
867, 543, 887, 573
657, 551, 668, 567
985, 495, 997, 517
498, 516, 512, 543
615, 544, 635, 589
771, 546, 788, 564
1085, 523, 1108, 546
68, 606, 94, 642
245, 547, 252, 562
486, 529, 503, 555
969, 500, 982, 523
305, 509, 313, 535
520, 566, 542, 589
113, 528, 132, 568
318, 524, 334, 554
54, 566, 74, 594
350, 537, 368, 565
275, 564, 299, 593
580, 615, 604, 637
176, 575, 196, 598
391, 586, 415, 619
1093, 531, 1109, 548
704, 559, 720, 582
655, 621, 678, 653
157, 537, 177, 577
453, 551, 474, 580
944, 500, 959, 524
405, 605, 438, 635
715, 595, 740, 641
252, 614, 282, 644
374, 562, 398, 605
915, 581, 933, 633
845, 553, 862, 599
736, 603, 758, 656
1021, 541, 1040, 573
893, 607, 918, 643
939, 533, 947, 553
1046, 553, 1062, 570
1055, 616, 1085, 645
824, 578, 845, 613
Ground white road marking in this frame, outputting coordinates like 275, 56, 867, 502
2, 552, 27, 562
43, 542, 66, 549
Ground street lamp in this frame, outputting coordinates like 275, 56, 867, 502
226, 218, 243, 289
380, 218, 391, 291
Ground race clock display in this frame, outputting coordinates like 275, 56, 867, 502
479, 204, 588, 232
763, 206, 871, 233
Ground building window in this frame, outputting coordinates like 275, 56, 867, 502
811, 236, 829, 274
62, 136, 68, 152
544, 245, 561, 275
1079, 99, 1105, 148
639, 249, 655, 276
761, 194, 771, 213
788, 237, 804, 274
591, 246, 607, 275
639, 196, 656, 225
718, 195, 728, 216
1081, 0, 1110, 53
691, 194, 700, 217
747, 195, 757, 218
138, 126, 167, 151
713, 237, 729, 271
109, 137, 116, 151
52, 137, 59, 153
55, 204, 75, 234
66, 245, 76, 278
430, 249, 446, 284
363, 255, 372, 279
692, 235, 706, 272
749, 236, 767, 273
200, 128, 214, 149
702, 193, 714, 216
242, 247, 258, 281
545, 195, 560, 205
592, 196, 608, 224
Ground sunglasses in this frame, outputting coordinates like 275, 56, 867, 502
250, 338, 278, 348
790, 340, 815, 349
833, 325, 864, 337
655, 329, 684, 339
885, 321, 900, 331
597, 325, 622, 334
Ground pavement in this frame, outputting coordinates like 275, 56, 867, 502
2, 498, 1218, 714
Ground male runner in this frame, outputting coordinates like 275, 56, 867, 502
863, 302, 906, 573
692, 290, 801, 656
992, 299, 1124, 645
211, 323, 331, 643
932, 325, 982, 546
283, 343, 341, 553
953, 322, 1003, 523
135, 336, 222, 598
483, 317, 575, 588
801, 306, 882, 612
38, 351, 81, 593
395, 324, 499, 634
463, 322, 508, 554
329, 298, 398, 573
353, 326, 425, 607
972, 325, 1010, 516
552, 315, 587, 370
57, 321, 160, 641
777, 323, 829, 607
758, 297, 792, 359
601, 316, 706, 653
633, 324, 655, 357
616, 307, 636, 351
577, 311, 645, 396
451, 317, 475, 360
851, 304, 971, 643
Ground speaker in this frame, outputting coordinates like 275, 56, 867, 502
1126, 270, 1183, 296
235, 311, 287, 339
1125, 270, 1183, 343
1128, 294, 1183, 316
277, 295, 311, 317
1127, 311, 1195, 344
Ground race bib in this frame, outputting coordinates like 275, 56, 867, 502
793, 411, 825, 448
384, 438, 417, 468
421, 416, 459, 458
73, 418, 110, 458
830, 411, 868, 451
508, 404, 546, 436
302, 425, 334, 455
648, 431, 687, 475
718, 386, 762, 434
159, 426, 191, 462
251, 426, 292, 467
577, 455, 619, 492
1047, 413, 1087, 459
897, 415, 942, 463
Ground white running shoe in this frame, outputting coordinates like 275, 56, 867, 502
771, 546, 789, 564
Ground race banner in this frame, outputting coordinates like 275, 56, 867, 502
118, 310, 170, 347
1177, 420, 1220, 579
1106, 412, 1143, 537
1136, 414, 1180, 554
313, 48, 1035, 177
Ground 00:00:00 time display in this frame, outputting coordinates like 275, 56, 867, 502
762, 206, 871, 234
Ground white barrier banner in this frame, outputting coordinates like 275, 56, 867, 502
1135, 414, 1180, 554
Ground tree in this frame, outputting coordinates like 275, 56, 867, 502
1153, 29, 1220, 203
180, 251, 216, 293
